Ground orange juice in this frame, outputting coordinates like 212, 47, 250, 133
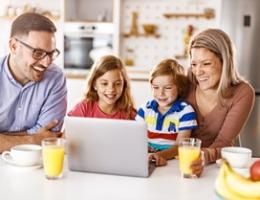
178, 146, 200, 175
43, 145, 65, 178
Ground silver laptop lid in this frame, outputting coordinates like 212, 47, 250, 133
65, 116, 150, 177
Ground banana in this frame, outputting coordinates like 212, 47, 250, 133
224, 161, 260, 198
216, 165, 247, 200
215, 160, 260, 200
215, 164, 245, 200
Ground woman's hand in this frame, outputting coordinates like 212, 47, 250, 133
149, 153, 167, 166
190, 151, 205, 177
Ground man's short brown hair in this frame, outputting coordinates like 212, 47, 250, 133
10, 12, 56, 37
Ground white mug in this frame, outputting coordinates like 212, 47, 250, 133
221, 147, 252, 168
2, 144, 42, 166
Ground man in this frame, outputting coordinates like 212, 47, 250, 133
0, 13, 67, 152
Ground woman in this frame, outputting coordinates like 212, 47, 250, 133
186, 28, 255, 176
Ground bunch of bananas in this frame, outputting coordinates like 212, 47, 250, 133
215, 160, 260, 200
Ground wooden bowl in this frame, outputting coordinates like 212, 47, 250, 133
142, 24, 157, 35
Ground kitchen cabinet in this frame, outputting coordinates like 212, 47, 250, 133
63, 0, 117, 73
65, 0, 113, 22
130, 79, 152, 108
66, 78, 86, 112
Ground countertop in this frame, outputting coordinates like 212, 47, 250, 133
64, 68, 150, 81
0, 157, 221, 200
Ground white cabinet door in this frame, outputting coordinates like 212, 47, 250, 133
130, 80, 152, 108
66, 78, 86, 112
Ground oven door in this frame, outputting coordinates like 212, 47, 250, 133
64, 36, 94, 69
64, 33, 113, 70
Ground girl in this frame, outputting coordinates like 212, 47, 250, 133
135, 59, 197, 166
68, 55, 136, 119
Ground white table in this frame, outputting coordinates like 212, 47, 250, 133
0, 157, 223, 200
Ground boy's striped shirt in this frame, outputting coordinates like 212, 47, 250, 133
136, 99, 197, 151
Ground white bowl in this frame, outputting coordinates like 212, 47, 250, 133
221, 147, 252, 168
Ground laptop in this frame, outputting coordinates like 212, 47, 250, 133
64, 116, 156, 177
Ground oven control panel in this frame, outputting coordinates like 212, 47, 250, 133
65, 22, 114, 37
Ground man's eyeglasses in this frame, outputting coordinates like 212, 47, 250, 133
15, 38, 60, 60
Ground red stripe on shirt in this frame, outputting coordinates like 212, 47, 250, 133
148, 131, 178, 140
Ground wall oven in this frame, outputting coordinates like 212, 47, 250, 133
64, 22, 114, 70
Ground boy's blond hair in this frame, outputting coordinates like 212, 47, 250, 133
149, 59, 189, 98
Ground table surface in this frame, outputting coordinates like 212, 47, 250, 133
0, 156, 229, 200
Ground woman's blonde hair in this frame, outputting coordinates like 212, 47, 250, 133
84, 55, 135, 112
188, 28, 242, 98
149, 59, 189, 98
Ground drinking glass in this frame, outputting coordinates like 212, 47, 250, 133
178, 138, 201, 178
42, 138, 65, 180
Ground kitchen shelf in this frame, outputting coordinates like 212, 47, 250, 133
0, 14, 60, 21
163, 8, 215, 19
123, 33, 160, 38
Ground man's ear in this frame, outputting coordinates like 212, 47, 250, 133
9, 37, 18, 54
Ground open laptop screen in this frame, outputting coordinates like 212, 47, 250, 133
65, 116, 154, 177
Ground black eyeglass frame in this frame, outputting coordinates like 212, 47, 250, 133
15, 38, 60, 60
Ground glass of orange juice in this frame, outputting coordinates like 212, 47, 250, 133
178, 138, 201, 178
42, 138, 65, 180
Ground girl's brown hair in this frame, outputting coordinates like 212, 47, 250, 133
84, 55, 135, 115
149, 59, 189, 98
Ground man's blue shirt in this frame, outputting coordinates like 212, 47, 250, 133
0, 55, 67, 134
